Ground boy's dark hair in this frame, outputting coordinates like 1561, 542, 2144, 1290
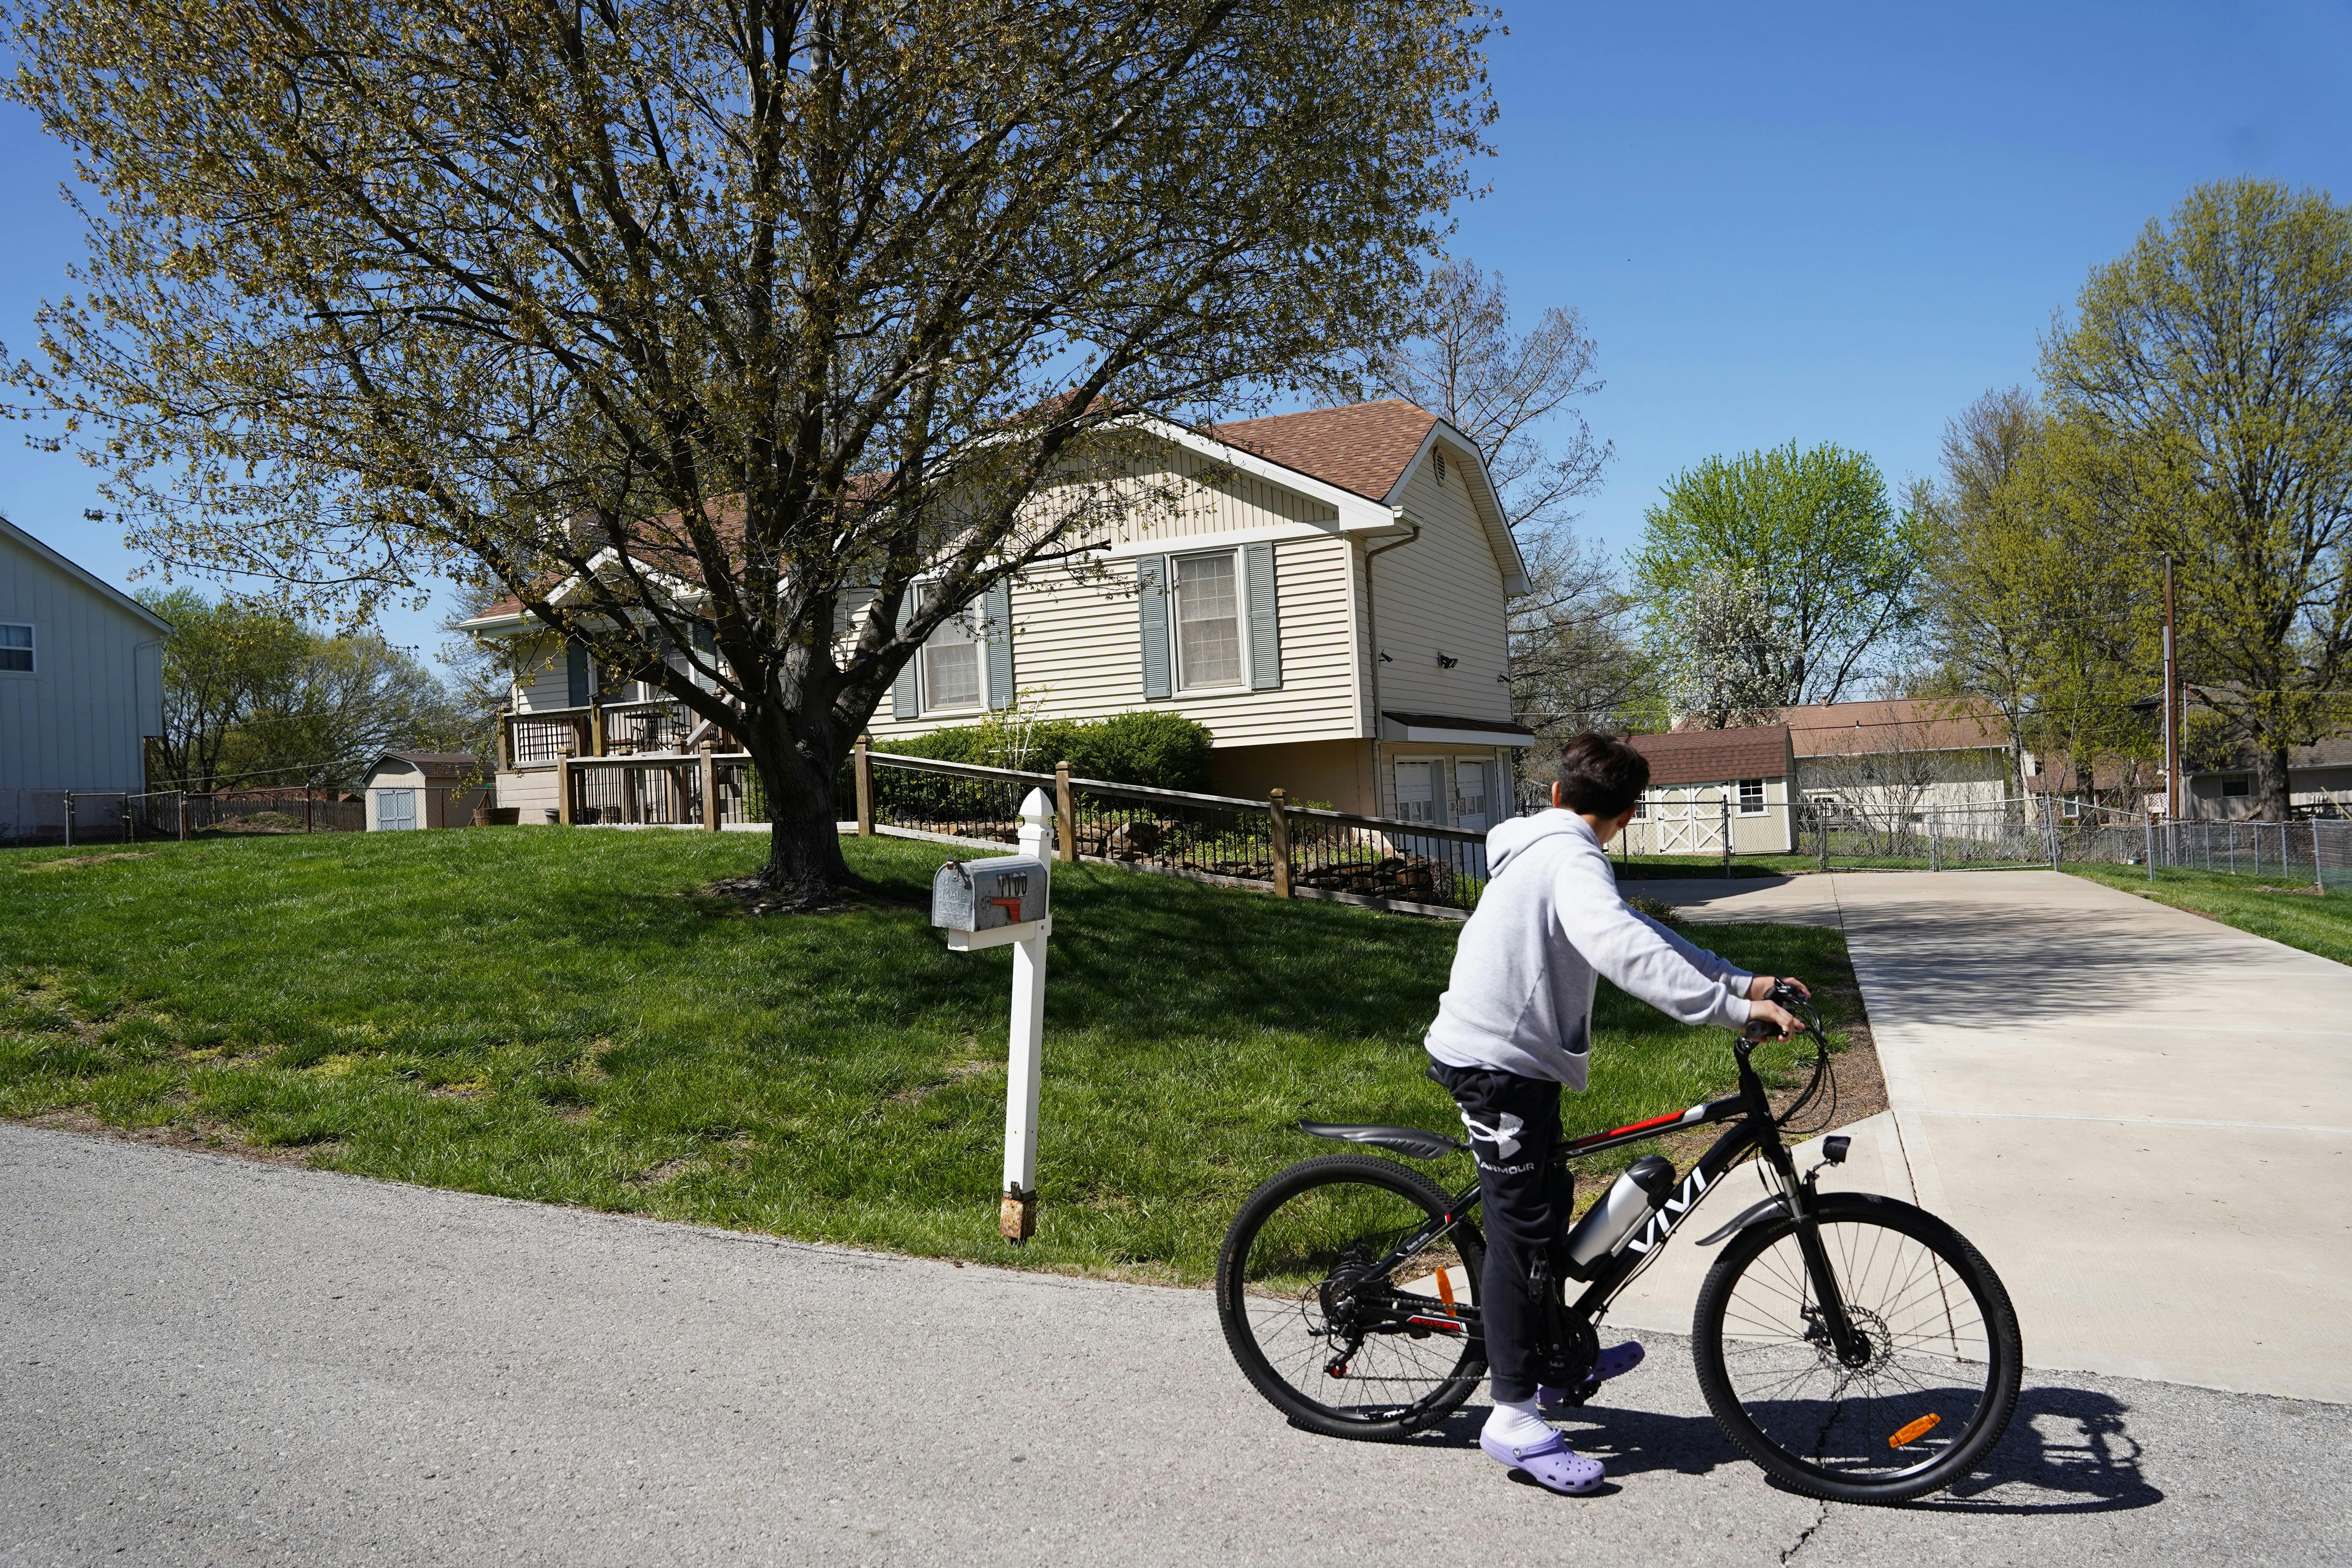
1555, 732, 1650, 817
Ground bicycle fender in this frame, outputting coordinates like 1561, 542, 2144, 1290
1695, 1195, 1789, 1247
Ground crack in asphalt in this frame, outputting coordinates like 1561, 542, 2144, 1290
1780, 1497, 1831, 1563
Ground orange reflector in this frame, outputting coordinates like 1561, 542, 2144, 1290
1436, 1268, 1457, 1314
1889, 1412, 1942, 1448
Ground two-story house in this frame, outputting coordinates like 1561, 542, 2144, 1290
464, 399, 1535, 825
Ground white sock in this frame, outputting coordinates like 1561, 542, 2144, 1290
1483, 1395, 1554, 1452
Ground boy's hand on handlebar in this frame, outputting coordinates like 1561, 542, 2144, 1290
1747, 1000, 1802, 1039
1746, 975, 1808, 1002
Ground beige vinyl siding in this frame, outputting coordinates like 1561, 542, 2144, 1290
1367, 439, 1514, 723
497, 765, 562, 822
1108, 446, 1340, 543
868, 532, 1362, 748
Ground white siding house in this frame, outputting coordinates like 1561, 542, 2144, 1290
465, 400, 1537, 821
0, 517, 169, 844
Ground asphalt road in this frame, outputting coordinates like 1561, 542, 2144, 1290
5, 1124, 2343, 1566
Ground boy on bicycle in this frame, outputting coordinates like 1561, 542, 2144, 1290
1425, 732, 1804, 1495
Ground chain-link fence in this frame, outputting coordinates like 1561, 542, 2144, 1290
1, 788, 374, 846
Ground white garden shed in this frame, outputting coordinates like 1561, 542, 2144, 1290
361, 751, 488, 831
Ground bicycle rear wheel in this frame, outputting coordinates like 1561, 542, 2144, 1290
1693, 1191, 2022, 1503
1216, 1154, 1486, 1441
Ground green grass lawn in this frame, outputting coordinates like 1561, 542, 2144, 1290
2066, 861, 2352, 967
1, 829, 1855, 1282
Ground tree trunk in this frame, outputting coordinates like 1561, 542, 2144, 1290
2255, 737, 2294, 824
742, 718, 851, 907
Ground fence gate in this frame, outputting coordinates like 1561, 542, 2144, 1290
1647, 787, 1726, 855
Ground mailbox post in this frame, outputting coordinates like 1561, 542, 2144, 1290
930, 787, 1054, 1243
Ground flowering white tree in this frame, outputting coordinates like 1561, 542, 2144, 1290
1662, 565, 1795, 729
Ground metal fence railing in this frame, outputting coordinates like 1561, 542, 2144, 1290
2, 788, 382, 846
848, 748, 1492, 916
2148, 816, 2351, 891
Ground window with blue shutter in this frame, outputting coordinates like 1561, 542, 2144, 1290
890, 590, 921, 719
566, 640, 590, 706
982, 579, 1015, 710
1243, 541, 1281, 690
1135, 555, 1172, 699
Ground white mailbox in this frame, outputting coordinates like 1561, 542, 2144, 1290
930, 854, 1049, 944
937, 789, 1054, 1242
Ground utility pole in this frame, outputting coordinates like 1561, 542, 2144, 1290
2162, 554, 2180, 822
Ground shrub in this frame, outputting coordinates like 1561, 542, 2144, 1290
1062, 711, 1212, 791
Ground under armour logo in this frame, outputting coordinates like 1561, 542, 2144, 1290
1459, 1110, 1524, 1160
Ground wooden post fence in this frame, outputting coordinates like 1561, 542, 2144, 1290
1269, 788, 1292, 897
1054, 760, 1075, 862
557, 757, 575, 825
854, 734, 875, 836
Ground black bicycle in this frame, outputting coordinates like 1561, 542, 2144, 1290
1214, 987, 2022, 1503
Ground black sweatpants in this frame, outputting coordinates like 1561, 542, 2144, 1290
1429, 1059, 1573, 1405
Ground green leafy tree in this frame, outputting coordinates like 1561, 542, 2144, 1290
138, 588, 307, 791
1633, 441, 1927, 710
1917, 392, 2154, 805
4, 0, 1494, 906
2042, 177, 2352, 821
228, 633, 474, 789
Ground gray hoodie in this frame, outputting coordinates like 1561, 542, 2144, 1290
1423, 811, 1755, 1088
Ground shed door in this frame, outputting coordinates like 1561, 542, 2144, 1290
376, 788, 418, 831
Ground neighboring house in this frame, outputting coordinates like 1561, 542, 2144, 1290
0, 516, 170, 845
1618, 727, 1797, 855
360, 752, 488, 831
463, 399, 1535, 825
1785, 698, 2013, 817
2176, 737, 2352, 821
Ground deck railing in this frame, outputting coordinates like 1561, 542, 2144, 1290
503, 699, 734, 769
560, 751, 762, 828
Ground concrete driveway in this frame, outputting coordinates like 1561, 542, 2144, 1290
1621, 869, 2352, 1406
4, 1124, 2343, 1566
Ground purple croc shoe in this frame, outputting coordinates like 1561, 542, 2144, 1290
1480, 1430, 1606, 1495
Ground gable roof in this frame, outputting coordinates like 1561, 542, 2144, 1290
0, 515, 172, 635
1208, 400, 1439, 503
1628, 726, 1793, 786
1785, 697, 2008, 759
366, 750, 483, 779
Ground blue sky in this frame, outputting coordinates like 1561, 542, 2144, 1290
2, 1, 2349, 667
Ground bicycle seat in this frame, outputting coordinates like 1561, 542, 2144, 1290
1297, 1120, 1466, 1160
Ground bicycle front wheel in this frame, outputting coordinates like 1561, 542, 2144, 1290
1216, 1154, 1486, 1441
1693, 1191, 2022, 1503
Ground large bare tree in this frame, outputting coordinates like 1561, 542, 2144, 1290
4, 0, 1493, 902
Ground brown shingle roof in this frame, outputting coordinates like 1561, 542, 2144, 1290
1628, 726, 1792, 787
1785, 698, 2008, 759
1209, 399, 1438, 503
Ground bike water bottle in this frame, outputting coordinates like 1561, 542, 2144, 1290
1561, 1155, 1677, 1275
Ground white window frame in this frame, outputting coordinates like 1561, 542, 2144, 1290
916, 583, 989, 717
1167, 547, 1252, 694
1737, 777, 1766, 816
0, 621, 32, 676
1393, 753, 1448, 827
